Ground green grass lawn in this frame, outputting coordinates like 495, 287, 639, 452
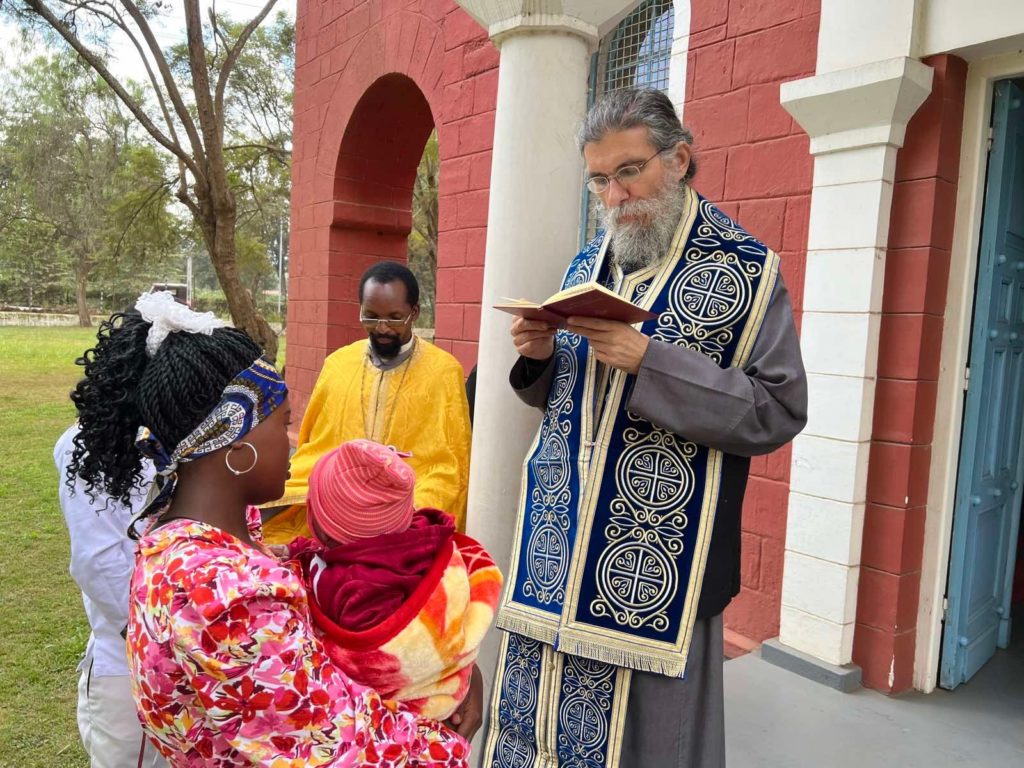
0, 325, 285, 767
0, 326, 98, 767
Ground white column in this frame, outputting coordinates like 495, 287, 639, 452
667, 0, 692, 115
467, 28, 593, 641
776, 57, 933, 668
452, 2, 638, 744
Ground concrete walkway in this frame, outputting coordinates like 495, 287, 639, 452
725, 640, 1024, 767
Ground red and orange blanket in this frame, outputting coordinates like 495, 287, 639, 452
290, 510, 502, 720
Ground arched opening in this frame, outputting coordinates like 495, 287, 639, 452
408, 130, 438, 332
327, 73, 436, 349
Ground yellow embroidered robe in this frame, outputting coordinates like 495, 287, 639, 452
263, 339, 472, 544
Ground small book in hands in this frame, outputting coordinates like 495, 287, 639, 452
493, 282, 657, 327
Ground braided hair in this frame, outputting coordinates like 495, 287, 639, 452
67, 309, 263, 528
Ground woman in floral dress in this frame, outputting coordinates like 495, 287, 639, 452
65, 292, 474, 767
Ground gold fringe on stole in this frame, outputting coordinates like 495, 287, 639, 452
552, 635, 687, 679
495, 611, 560, 647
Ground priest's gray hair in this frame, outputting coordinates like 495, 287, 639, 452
577, 88, 697, 182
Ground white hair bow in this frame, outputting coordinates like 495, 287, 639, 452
135, 291, 226, 357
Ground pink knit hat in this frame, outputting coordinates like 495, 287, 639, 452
307, 439, 416, 545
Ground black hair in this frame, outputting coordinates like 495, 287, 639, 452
358, 261, 420, 307
67, 309, 262, 525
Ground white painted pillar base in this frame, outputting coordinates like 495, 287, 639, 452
775, 57, 933, 669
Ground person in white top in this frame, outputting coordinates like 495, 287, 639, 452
54, 424, 167, 768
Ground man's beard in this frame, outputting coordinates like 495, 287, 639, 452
369, 332, 403, 359
601, 182, 687, 273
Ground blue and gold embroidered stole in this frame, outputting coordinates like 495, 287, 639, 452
497, 187, 779, 676
486, 188, 779, 767
485, 633, 632, 768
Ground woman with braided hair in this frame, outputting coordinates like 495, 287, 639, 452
67, 291, 469, 767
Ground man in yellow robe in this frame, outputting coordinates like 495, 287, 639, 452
263, 262, 472, 544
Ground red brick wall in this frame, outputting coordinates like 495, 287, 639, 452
287, 0, 495, 419
289, 0, 819, 646
854, 54, 968, 694
683, 0, 819, 643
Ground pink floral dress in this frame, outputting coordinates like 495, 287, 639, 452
126, 508, 469, 767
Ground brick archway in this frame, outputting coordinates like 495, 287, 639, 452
286, 5, 497, 419
326, 73, 434, 352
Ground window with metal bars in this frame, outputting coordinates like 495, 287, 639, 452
579, 0, 676, 247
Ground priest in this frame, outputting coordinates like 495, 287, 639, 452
484, 88, 807, 768
263, 261, 472, 542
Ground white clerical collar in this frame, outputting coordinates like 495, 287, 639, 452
368, 336, 417, 371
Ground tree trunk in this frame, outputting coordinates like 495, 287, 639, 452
75, 269, 91, 327
200, 202, 279, 361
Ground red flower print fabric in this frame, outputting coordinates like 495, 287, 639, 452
126, 508, 468, 767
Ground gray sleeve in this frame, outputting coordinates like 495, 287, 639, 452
509, 354, 556, 410
625, 274, 807, 457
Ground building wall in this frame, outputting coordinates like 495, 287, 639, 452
921, 0, 1024, 60
288, 0, 822, 649
287, 0, 496, 420
682, 0, 819, 643
855, 54, 968, 693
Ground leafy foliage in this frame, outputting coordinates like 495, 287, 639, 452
3, 1, 294, 357
408, 131, 438, 328
0, 51, 179, 323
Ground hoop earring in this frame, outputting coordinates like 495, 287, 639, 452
225, 442, 258, 476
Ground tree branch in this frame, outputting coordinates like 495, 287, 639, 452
223, 142, 291, 158
19, 0, 195, 172
96, 2, 186, 155
116, 0, 209, 174
111, 177, 174, 259
214, 0, 277, 123
183, 0, 227, 201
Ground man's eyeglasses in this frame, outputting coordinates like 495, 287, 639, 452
359, 315, 413, 330
585, 151, 662, 194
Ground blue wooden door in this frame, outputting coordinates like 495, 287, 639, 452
941, 80, 1024, 690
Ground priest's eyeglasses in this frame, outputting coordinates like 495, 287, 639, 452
359, 314, 413, 330
585, 151, 661, 194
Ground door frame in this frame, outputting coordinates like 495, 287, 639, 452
917, 53, 1024, 693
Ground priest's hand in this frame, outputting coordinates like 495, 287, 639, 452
567, 316, 650, 375
446, 664, 484, 740
511, 317, 556, 360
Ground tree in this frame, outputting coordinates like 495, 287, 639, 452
222, 14, 292, 320
0, 217, 67, 308
408, 131, 438, 329
0, 51, 179, 324
4, 1, 291, 358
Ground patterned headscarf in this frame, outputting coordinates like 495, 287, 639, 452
129, 292, 287, 514
135, 357, 287, 478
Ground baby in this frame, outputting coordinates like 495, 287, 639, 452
290, 439, 501, 720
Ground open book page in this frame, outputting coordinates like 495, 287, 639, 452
492, 298, 568, 326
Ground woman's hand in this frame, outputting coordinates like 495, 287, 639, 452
267, 543, 290, 560
446, 665, 484, 741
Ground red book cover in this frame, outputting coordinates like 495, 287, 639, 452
494, 282, 656, 327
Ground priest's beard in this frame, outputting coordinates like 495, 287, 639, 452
601, 181, 687, 273
369, 331, 403, 359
